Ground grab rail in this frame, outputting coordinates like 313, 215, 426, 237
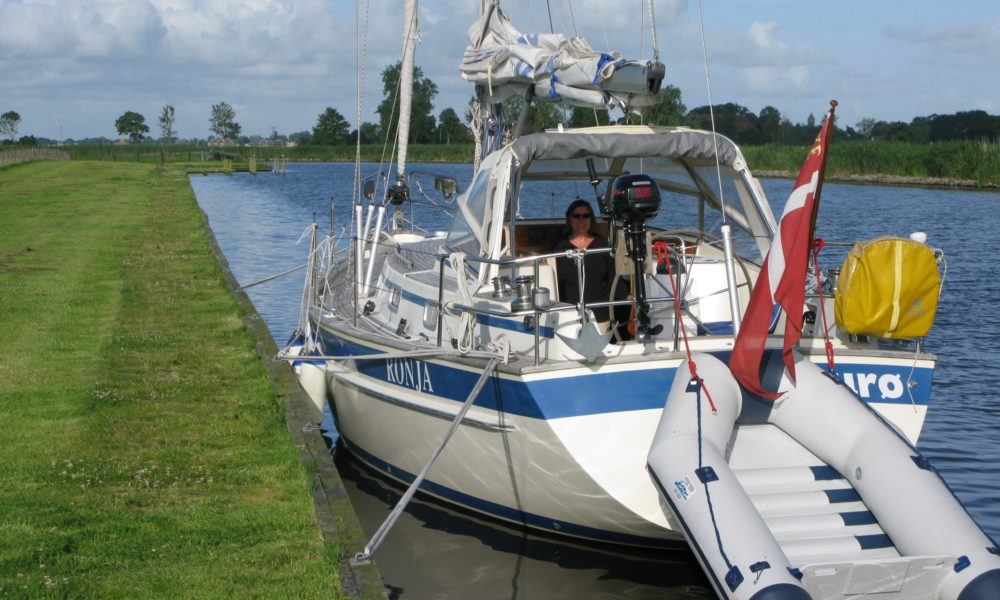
438, 248, 684, 364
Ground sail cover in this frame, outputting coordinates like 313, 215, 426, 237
460, 3, 664, 110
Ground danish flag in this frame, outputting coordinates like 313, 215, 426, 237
729, 101, 837, 399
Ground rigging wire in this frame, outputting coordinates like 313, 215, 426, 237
566, 0, 579, 37
695, 0, 729, 222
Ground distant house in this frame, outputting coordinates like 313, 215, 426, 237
252, 138, 287, 148
115, 139, 128, 146
208, 137, 235, 147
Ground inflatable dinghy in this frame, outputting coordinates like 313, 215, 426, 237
648, 351, 1000, 600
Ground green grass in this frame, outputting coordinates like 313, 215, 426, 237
743, 139, 1000, 187
0, 161, 340, 598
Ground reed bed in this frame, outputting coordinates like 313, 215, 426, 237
743, 140, 1000, 187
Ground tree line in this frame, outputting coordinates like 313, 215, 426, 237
4, 61, 999, 149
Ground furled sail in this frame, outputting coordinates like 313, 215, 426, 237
459, 3, 664, 110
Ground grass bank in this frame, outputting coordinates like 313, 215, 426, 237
62, 144, 476, 165
0, 161, 342, 598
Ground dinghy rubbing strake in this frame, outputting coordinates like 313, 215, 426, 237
747, 583, 812, 600
956, 568, 1000, 600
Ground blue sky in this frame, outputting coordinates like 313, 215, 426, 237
1, 0, 997, 141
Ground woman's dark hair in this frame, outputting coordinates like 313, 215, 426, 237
564, 198, 597, 235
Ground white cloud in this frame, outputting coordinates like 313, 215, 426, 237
885, 16, 1000, 63
742, 65, 810, 93
0, 0, 165, 58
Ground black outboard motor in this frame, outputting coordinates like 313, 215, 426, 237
605, 174, 663, 342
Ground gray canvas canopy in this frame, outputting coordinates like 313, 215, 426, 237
508, 129, 742, 166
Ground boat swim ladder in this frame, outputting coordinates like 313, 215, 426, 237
351, 355, 502, 566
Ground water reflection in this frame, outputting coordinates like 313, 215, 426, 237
334, 443, 712, 600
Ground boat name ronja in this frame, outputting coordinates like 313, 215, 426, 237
386, 357, 435, 393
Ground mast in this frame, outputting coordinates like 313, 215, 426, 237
396, 0, 418, 179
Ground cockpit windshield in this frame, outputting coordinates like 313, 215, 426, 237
511, 143, 773, 264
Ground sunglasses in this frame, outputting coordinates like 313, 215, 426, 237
571, 212, 593, 219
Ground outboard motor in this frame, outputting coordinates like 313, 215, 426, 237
604, 174, 663, 341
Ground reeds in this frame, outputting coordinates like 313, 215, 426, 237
743, 140, 1000, 187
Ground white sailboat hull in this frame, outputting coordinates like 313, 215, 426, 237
314, 316, 938, 548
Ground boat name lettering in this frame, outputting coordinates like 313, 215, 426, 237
840, 372, 905, 400
672, 476, 696, 502
385, 358, 435, 393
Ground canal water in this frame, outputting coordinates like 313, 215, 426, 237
191, 163, 1000, 599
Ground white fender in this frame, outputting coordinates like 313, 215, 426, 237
769, 352, 1000, 600
286, 338, 328, 417
648, 353, 812, 600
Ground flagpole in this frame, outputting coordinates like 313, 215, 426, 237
729, 99, 838, 399
808, 100, 837, 242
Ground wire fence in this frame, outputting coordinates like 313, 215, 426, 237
0, 148, 71, 168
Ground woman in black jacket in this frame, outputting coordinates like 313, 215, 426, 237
552, 199, 622, 331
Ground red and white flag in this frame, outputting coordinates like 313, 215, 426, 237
729, 102, 837, 399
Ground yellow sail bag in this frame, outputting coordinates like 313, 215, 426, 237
834, 236, 940, 339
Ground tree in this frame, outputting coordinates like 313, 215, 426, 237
209, 102, 241, 142
354, 122, 379, 145
856, 118, 877, 140
638, 85, 688, 127
376, 61, 438, 144
311, 107, 350, 145
1, 111, 22, 142
159, 105, 176, 144
436, 107, 469, 143
686, 102, 761, 144
568, 106, 610, 128
497, 95, 565, 134
115, 111, 149, 143
757, 106, 782, 143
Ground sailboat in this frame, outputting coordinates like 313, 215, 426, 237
286, 2, 1000, 598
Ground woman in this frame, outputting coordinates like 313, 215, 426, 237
553, 199, 621, 330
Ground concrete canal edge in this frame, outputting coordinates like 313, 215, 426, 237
195, 203, 387, 600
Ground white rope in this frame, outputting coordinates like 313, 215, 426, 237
646, 0, 660, 62
352, 356, 501, 565
471, 98, 484, 175
448, 252, 478, 354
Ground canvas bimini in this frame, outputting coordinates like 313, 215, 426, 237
284, 2, 999, 599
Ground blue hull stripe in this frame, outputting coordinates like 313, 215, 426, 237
341, 434, 676, 548
317, 328, 933, 423
319, 328, 676, 419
